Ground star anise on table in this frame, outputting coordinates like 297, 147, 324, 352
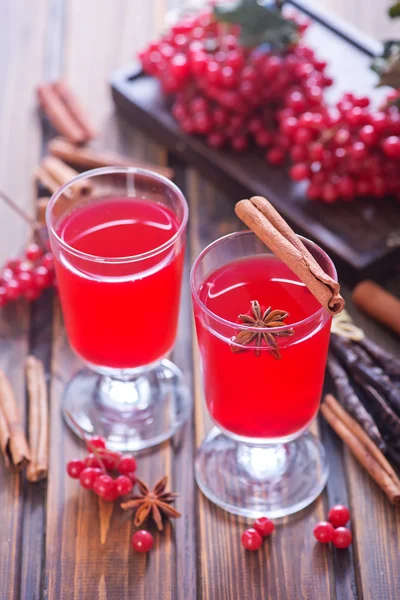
231, 300, 294, 360
120, 476, 181, 531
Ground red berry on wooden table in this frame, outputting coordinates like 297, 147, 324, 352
253, 516, 275, 537
332, 527, 353, 549
118, 455, 137, 475
328, 504, 350, 528
93, 474, 115, 498
25, 243, 43, 262
114, 475, 134, 496
86, 435, 106, 452
79, 467, 102, 490
241, 528, 263, 551
66, 459, 86, 479
313, 521, 335, 543
132, 530, 154, 553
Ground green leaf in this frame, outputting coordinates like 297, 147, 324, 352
388, 2, 400, 18
214, 0, 298, 49
371, 40, 400, 89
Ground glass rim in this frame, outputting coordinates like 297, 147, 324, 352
190, 230, 337, 334
46, 166, 189, 264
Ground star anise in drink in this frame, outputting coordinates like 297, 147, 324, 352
231, 300, 294, 359
120, 476, 181, 531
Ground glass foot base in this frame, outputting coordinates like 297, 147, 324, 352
195, 428, 328, 519
63, 359, 191, 452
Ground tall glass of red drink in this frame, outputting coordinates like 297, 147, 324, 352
47, 167, 189, 450
191, 230, 337, 517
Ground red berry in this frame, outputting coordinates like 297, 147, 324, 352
86, 436, 106, 451
231, 135, 248, 152
0, 287, 8, 307
266, 147, 285, 166
79, 467, 101, 490
255, 130, 272, 148
132, 530, 154, 553
332, 527, 352, 549
359, 125, 378, 145
85, 453, 103, 469
328, 504, 350, 528
93, 474, 115, 497
221, 65, 238, 88
225, 49, 244, 70
253, 517, 275, 537
102, 485, 120, 502
191, 52, 208, 75
15, 261, 32, 274
25, 243, 43, 262
33, 265, 52, 289
5, 258, 21, 272
241, 528, 263, 551
261, 56, 282, 80
16, 271, 35, 292
294, 127, 314, 145
5, 279, 21, 301
290, 163, 309, 181
382, 136, 400, 159
66, 459, 86, 479
118, 455, 137, 475
115, 475, 134, 496
206, 60, 220, 84
313, 521, 335, 543
41, 252, 54, 271
102, 451, 122, 471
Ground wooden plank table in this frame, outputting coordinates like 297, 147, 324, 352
0, 1, 399, 598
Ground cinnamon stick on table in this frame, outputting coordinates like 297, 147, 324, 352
37, 84, 89, 145
235, 197, 345, 315
352, 280, 400, 336
321, 394, 400, 505
48, 137, 174, 180
25, 357, 48, 482
41, 156, 93, 197
0, 369, 30, 470
53, 80, 98, 141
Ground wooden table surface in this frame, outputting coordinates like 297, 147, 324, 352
0, 1, 399, 599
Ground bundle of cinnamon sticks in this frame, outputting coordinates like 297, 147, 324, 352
36, 79, 173, 213
0, 357, 48, 481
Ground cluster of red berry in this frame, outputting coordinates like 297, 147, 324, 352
241, 516, 275, 551
139, 6, 400, 202
313, 504, 353, 549
0, 242, 55, 307
66, 435, 137, 502
286, 91, 400, 203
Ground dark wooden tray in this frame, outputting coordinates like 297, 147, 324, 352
110, 0, 400, 283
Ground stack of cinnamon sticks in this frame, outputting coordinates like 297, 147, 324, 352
322, 394, 400, 504
36, 80, 174, 218
0, 357, 48, 482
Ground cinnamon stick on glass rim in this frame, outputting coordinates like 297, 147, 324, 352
0, 369, 30, 470
235, 196, 345, 315
321, 394, 400, 504
25, 356, 48, 482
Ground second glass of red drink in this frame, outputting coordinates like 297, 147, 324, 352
47, 167, 189, 450
191, 230, 337, 518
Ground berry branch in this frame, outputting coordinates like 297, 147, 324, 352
0, 190, 56, 307
138, 2, 399, 203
